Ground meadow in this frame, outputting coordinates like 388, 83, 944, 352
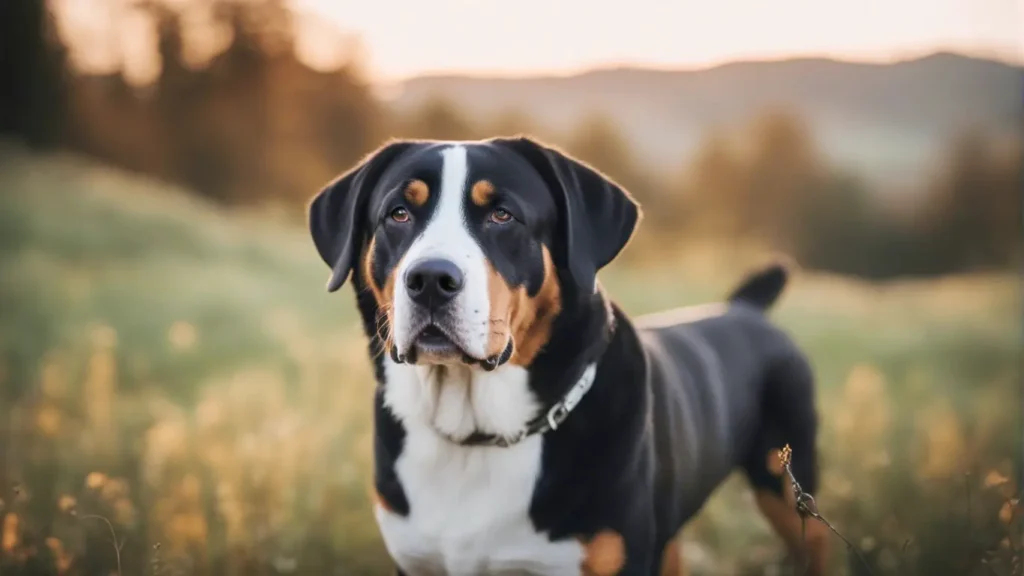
0, 141, 1019, 576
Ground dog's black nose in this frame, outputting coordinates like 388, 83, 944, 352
405, 258, 464, 306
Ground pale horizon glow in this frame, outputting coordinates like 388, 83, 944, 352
55, 0, 1023, 85
291, 0, 1023, 82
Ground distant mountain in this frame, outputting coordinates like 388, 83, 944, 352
385, 52, 1022, 185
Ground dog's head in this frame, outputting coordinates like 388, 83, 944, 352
309, 136, 640, 370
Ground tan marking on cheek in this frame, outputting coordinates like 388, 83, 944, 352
362, 237, 401, 351
382, 271, 397, 308
379, 263, 400, 350
579, 530, 626, 576
363, 237, 385, 306
470, 179, 495, 207
509, 247, 562, 366
484, 247, 562, 364
485, 262, 515, 358
404, 179, 429, 207
363, 238, 399, 307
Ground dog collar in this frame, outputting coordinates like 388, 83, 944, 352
447, 363, 598, 448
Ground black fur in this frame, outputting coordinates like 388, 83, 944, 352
490, 137, 641, 294
308, 138, 820, 575
635, 269, 820, 569
521, 264, 819, 575
309, 140, 417, 292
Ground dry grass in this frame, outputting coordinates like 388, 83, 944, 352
778, 443, 1021, 576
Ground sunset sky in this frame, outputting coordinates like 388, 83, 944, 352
55, 0, 1023, 84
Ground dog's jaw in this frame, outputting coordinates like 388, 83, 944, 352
382, 357, 539, 442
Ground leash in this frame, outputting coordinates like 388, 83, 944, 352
440, 363, 598, 448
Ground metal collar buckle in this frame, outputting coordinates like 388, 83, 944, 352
545, 364, 596, 431
449, 363, 598, 448
492, 429, 527, 448
546, 403, 570, 431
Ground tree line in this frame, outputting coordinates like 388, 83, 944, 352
1, 0, 1018, 279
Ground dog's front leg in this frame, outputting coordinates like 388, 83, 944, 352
579, 505, 655, 576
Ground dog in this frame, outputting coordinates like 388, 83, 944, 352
308, 136, 829, 575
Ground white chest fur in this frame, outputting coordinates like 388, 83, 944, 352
377, 359, 585, 576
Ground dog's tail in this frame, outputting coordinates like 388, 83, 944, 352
726, 260, 791, 310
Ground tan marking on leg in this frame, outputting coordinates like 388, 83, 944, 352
404, 179, 429, 207
580, 530, 625, 576
767, 447, 785, 477
660, 535, 688, 576
754, 487, 831, 576
483, 247, 562, 364
470, 179, 495, 207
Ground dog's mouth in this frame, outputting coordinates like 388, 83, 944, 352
414, 325, 460, 356
389, 323, 464, 366
389, 323, 514, 371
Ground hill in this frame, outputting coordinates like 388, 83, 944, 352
386, 52, 1022, 184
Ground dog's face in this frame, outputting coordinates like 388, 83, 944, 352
309, 136, 640, 371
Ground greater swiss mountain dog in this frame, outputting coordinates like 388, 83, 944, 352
308, 136, 830, 575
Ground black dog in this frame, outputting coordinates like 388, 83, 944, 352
309, 137, 828, 575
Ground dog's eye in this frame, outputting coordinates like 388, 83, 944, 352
390, 207, 411, 223
489, 208, 513, 224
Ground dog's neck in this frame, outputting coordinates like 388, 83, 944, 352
523, 278, 617, 408
358, 277, 617, 446
381, 360, 542, 442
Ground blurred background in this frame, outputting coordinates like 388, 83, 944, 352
0, 0, 1021, 574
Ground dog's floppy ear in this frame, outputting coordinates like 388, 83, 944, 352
491, 136, 641, 293
309, 140, 414, 292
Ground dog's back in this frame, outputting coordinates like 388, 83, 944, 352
633, 264, 821, 550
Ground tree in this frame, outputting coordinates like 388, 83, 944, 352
682, 131, 745, 238
0, 0, 72, 149
561, 112, 681, 254
563, 112, 637, 185
790, 171, 897, 277
740, 109, 828, 251
921, 130, 1021, 272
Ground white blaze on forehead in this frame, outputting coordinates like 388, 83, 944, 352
392, 145, 492, 359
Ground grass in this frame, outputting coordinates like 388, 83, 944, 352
0, 141, 1019, 575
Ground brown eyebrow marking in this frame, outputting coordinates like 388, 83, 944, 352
404, 179, 430, 207
470, 179, 495, 207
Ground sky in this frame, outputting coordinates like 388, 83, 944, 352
55, 0, 1023, 84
